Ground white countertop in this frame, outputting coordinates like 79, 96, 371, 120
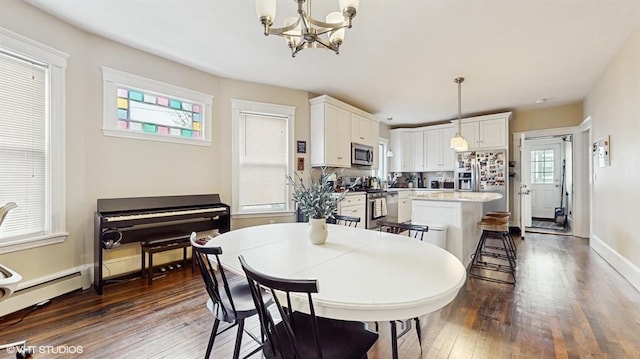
387, 188, 455, 192
411, 191, 502, 203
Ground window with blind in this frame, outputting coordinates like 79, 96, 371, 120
231, 100, 295, 215
0, 27, 67, 252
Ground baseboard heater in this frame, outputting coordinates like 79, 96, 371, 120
0, 267, 87, 317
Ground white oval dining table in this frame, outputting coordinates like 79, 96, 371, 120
206, 223, 466, 323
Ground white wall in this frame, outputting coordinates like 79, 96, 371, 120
584, 23, 640, 290
0, 0, 309, 313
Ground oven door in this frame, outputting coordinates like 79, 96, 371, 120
366, 195, 387, 229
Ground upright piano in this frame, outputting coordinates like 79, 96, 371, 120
94, 194, 230, 294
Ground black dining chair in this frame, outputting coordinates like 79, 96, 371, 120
379, 221, 429, 241
239, 255, 379, 359
190, 232, 271, 359
377, 221, 430, 352
329, 213, 361, 227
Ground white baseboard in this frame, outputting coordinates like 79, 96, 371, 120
0, 265, 90, 317
591, 234, 640, 292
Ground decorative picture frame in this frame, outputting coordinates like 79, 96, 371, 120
297, 157, 305, 171
593, 135, 610, 167
297, 140, 306, 154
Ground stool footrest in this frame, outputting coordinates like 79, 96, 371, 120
140, 234, 193, 285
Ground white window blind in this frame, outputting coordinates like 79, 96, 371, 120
231, 99, 295, 216
238, 113, 288, 212
0, 51, 48, 239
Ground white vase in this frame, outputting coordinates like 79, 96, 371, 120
308, 218, 328, 245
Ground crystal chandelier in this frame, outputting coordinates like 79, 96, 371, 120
450, 77, 469, 151
255, 0, 359, 57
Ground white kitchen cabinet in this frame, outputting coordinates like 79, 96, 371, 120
398, 130, 424, 172
390, 125, 455, 173
397, 191, 412, 223
389, 129, 403, 172
424, 124, 456, 171
456, 112, 511, 150
310, 95, 379, 168
351, 113, 374, 146
337, 193, 366, 228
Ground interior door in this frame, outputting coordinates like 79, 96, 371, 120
529, 141, 562, 218
520, 134, 532, 232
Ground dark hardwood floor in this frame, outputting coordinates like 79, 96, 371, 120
2, 232, 639, 358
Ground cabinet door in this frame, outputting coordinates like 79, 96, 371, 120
339, 204, 366, 228
401, 132, 414, 172
327, 104, 351, 167
389, 130, 402, 172
350, 113, 370, 145
398, 198, 412, 223
478, 118, 506, 148
413, 131, 425, 171
460, 122, 479, 149
441, 126, 456, 170
424, 129, 442, 171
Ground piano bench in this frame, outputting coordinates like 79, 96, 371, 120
140, 234, 193, 285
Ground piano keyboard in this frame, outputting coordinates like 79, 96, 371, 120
104, 207, 227, 222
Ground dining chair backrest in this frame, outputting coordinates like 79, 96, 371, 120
379, 221, 429, 241
190, 233, 238, 322
239, 255, 323, 359
330, 213, 361, 227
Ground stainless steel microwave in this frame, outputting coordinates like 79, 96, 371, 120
351, 143, 374, 166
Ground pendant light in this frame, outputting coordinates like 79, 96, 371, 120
450, 77, 469, 151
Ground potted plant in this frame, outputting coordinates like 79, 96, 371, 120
407, 174, 417, 188
286, 169, 350, 244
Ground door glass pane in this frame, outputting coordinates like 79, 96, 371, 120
531, 149, 554, 184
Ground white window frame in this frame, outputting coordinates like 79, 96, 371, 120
231, 99, 295, 217
0, 27, 68, 253
374, 138, 389, 180
101, 66, 213, 146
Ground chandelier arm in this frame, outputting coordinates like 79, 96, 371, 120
307, 17, 349, 30
265, 19, 301, 36
313, 37, 339, 53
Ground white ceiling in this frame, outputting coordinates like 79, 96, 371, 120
25, 0, 640, 126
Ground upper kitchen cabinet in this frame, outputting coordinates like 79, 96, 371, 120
351, 112, 378, 148
310, 95, 378, 168
456, 112, 511, 150
389, 125, 454, 172
389, 129, 402, 172
404, 131, 425, 172
424, 124, 456, 171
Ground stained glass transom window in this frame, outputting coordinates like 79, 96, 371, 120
115, 87, 203, 139
102, 67, 212, 146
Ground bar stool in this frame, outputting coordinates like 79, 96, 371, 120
469, 217, 516, 284
483, 212, 517, 258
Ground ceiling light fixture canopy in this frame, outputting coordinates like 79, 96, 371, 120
450, 77, 469, 152
255, 0, 359, 57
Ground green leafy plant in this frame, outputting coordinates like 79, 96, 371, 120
286, 169, 352, 220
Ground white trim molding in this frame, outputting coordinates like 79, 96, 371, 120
591, 234, 640, 292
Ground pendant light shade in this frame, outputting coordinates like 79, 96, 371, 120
450, 77, 469, 151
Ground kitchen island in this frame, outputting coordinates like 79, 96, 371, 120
410, 191, 502, 267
